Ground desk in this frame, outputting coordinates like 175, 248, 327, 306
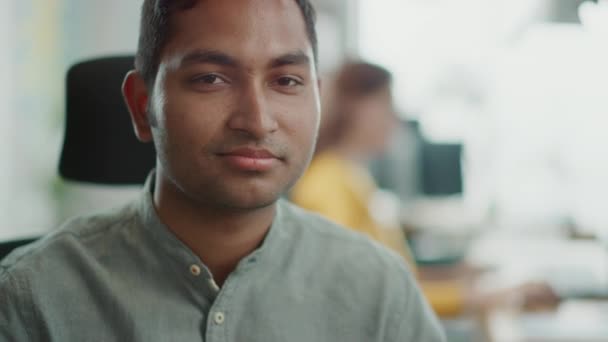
467, 232, 608, 342
467, 233, 608, 299
488, 300, 608, 342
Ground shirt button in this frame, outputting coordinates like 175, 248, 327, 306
190, 264, 201, 276
214, 312, 225, 325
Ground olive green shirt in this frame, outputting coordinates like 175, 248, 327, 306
0, 176, 445, 341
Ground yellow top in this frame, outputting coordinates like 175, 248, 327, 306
291, 151, 464, 317
292, 151, 383, 240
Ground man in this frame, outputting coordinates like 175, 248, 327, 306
0, 1, 445, 341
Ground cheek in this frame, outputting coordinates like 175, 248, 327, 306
371, 118, 394, 144
278, 95, 320, 144
289, 108, 319, 146
161, 88, 230, 143
377, 115, 395, 135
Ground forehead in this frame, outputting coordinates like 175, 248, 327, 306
162, 0, 313, 67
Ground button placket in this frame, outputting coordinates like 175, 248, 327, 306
206, 271, 240, 336
208, 278, 221, 293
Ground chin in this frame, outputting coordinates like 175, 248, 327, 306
196, 186, 282, 212
220, 195, 279, 211
219, 176, 292, 210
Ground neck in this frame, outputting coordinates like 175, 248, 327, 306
329, 141, 368, 164
153, 173, 276, 286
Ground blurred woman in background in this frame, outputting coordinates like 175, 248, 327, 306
290, 61, 557, 319
291, 61, 464, 316
291, 62, 411, 258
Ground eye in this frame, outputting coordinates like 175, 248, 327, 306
275, 76, 302, 87
192, 74, 226, 85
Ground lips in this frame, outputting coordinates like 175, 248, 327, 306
223, 148, 278, 159
217, 147, 280, 172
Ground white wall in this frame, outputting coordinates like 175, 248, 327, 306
0, 0, 64, 240
0, 1, 16, 240
0, 0, 144, 240
62, 0, 142, 62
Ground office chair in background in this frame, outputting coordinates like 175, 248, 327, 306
1, 56, 156, 260
60, 55, 155, 184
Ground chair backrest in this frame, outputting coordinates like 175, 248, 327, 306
58, 56, 156, 185
0, 238, 38, 261
2, 57, 158, 260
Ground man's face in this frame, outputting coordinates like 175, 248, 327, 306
147, 0, 320, 210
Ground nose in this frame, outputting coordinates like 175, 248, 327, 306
227, 82, 278, 139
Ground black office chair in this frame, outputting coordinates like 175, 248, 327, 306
59, 56, 156, 184
1, 56, 156, 260
0, 238, 39, 260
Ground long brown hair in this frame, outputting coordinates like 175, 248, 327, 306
316, 61, 392, 153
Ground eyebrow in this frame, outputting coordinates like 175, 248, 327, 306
269, 51, 311, 68
180, 50, 238, 68
179, 49, 311, 69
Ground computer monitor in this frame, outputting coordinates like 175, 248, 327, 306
420, 142, 463, 196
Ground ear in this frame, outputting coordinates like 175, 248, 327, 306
122, 70, 153, 143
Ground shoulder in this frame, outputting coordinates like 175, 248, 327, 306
278, 201, 445, 340
291, 152, 366, 210
307, 152, 352, 180
279, 199, 412, 280
294, 152, 349, 189
306, 151, 345, 171
0, 204, 135, 339
0, 202, 138, 282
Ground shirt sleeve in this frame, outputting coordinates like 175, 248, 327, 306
392, 268, 447, 342
0, 270, 40, 341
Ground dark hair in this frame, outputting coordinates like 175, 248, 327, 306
316, 61, 392, 153
334, 62, 392, 98
135, 0, 318, 88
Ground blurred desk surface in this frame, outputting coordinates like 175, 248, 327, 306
488, 299, 608, 342
467, 232, 608, 298
467, 231, 608, 342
